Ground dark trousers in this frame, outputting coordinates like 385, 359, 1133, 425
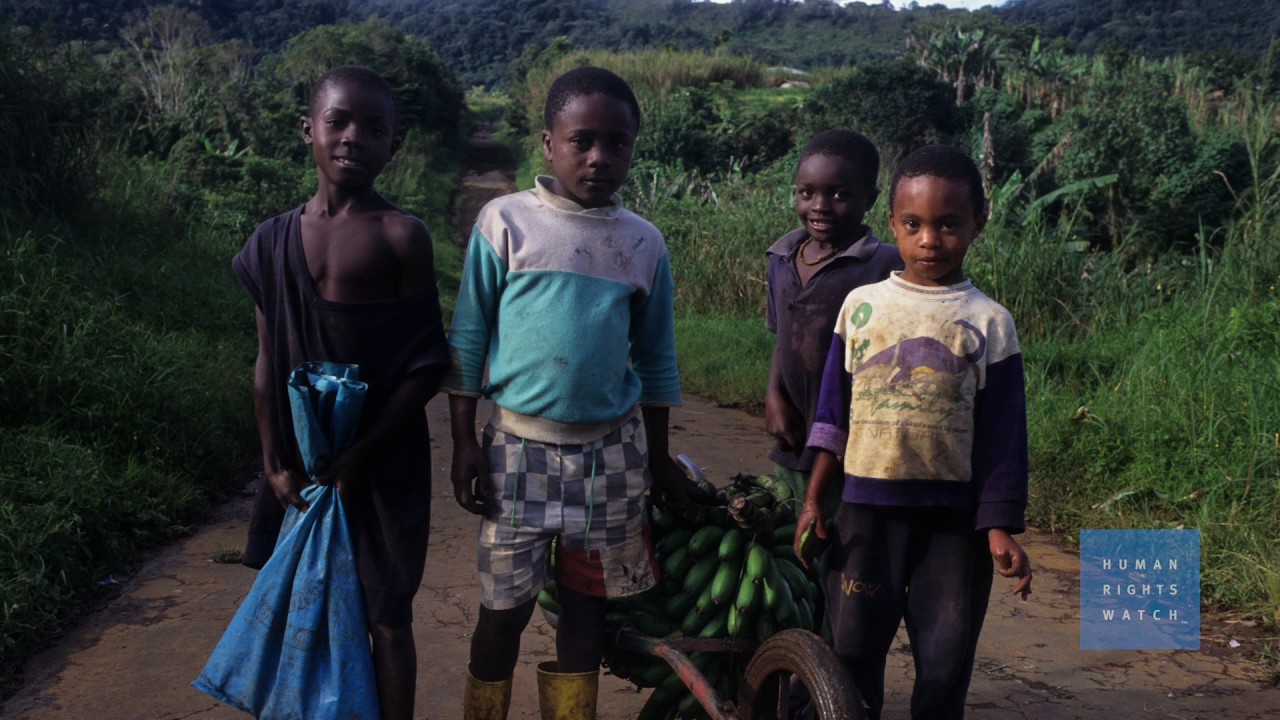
825, 503, 993, 720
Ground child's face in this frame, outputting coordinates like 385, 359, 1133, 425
542, 93, 638, 208
794, 154, 876, 246
889, 174, 986, 287
301, 81, 398, 191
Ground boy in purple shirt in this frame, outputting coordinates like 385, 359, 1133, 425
796, 145, 1033, 720
765, 129, 901, 511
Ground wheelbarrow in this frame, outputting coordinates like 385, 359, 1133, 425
612, 625, 863, 720
539, 451, 864, 719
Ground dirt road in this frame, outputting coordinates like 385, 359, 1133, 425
3, 128, 1276, 719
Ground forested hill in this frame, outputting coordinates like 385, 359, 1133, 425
374, 0, 918, 88
4, 0, 350, 55
369, 0, 1280, 88
7, 0, 1279, 89
997, 0, 1280, 60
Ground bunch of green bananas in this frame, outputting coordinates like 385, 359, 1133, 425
537, 473, 821, 719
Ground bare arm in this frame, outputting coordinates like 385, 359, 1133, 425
449, 394, 488, 514
316, 363, 445, 499
394, 214, 436, 298
793, 449, 841, 569
642, 406, 703, 504
764, 346, 802, 450
253, 309, 309, 512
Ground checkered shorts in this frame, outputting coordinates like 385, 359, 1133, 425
476, 415, 657, 610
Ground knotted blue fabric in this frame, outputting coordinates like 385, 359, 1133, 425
194, 362, 379, 719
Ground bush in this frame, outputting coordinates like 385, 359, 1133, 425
801, 59, 961, 166
637, 86, 725, 174
1, 224, 255, 679
1056, 63, 1250, 254
252, 18, 467, 164
962, 87, 1053, 186
0, 29, 112, 217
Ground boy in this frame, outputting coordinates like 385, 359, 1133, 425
232, 65, 449, 720
765, 128, 902, 514
445, 66, 693, 720
795, 144, 1033, 720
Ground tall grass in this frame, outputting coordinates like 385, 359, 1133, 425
630, 163, 794, 318
1, 154, 260, 683
520, 49, 768, 119
623, 162, 794, 411
615, 84, 1280, 621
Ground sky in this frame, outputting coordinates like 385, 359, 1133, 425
886, 1, 1011, 8
706, 1, 1012, 8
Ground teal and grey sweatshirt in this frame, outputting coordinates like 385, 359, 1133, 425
443, 177, 682, 444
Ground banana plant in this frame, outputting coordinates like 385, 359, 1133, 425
988, 168, 1118, 239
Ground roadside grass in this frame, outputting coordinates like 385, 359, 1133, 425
674, 313, 773, 411
630, 162, 795, 318
1, 161, 258, 682
0, 133, 464, 685
1023, 300, 1280, 612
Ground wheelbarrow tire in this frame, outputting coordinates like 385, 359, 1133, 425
738, 629, 864, 720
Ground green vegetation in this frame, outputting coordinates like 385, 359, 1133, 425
996, 0, 1280, 60
382, 0, 1277, 90
0, 18, 465, 689
4, 0, 1279, 692
11, 0, 1277, 91
498, 34, 1280, 634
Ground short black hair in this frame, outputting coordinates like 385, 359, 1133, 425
543, 66, 641, 131
309, 65, 397, 125
798, 129, 879, 190
890, 144, 986, 218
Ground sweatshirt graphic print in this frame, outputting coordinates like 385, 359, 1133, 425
808, 273, 1028, 531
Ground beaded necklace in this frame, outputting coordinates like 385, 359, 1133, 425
797, 236, 843, 266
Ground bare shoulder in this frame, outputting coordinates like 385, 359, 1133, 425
381, 208, 435, 297
381, 209, 432, 254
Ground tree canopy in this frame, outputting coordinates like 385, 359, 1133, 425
9, 0, 1276, 89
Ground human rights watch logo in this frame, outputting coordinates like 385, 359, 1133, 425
1080, 529, 1200, 650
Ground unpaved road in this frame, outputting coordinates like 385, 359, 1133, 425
3, 128, 1276, 720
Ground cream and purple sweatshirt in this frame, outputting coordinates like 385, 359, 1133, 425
807, 272, 1028, 531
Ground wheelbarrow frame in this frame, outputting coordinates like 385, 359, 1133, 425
612, 627, 864, 720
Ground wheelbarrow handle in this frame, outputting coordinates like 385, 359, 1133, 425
614, 629, 745, 720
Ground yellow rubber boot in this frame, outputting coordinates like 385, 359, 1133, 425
535, 661, 599, 720
462, 670, 512, 720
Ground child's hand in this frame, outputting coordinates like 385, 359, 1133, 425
451, 437, 490, 515
792, 499, 827, 571
266, 468, 310, 513
988, 528, 1033, 600
764, 395, 802, 451
650, 454, 707, 507
316, 446, 370, 505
